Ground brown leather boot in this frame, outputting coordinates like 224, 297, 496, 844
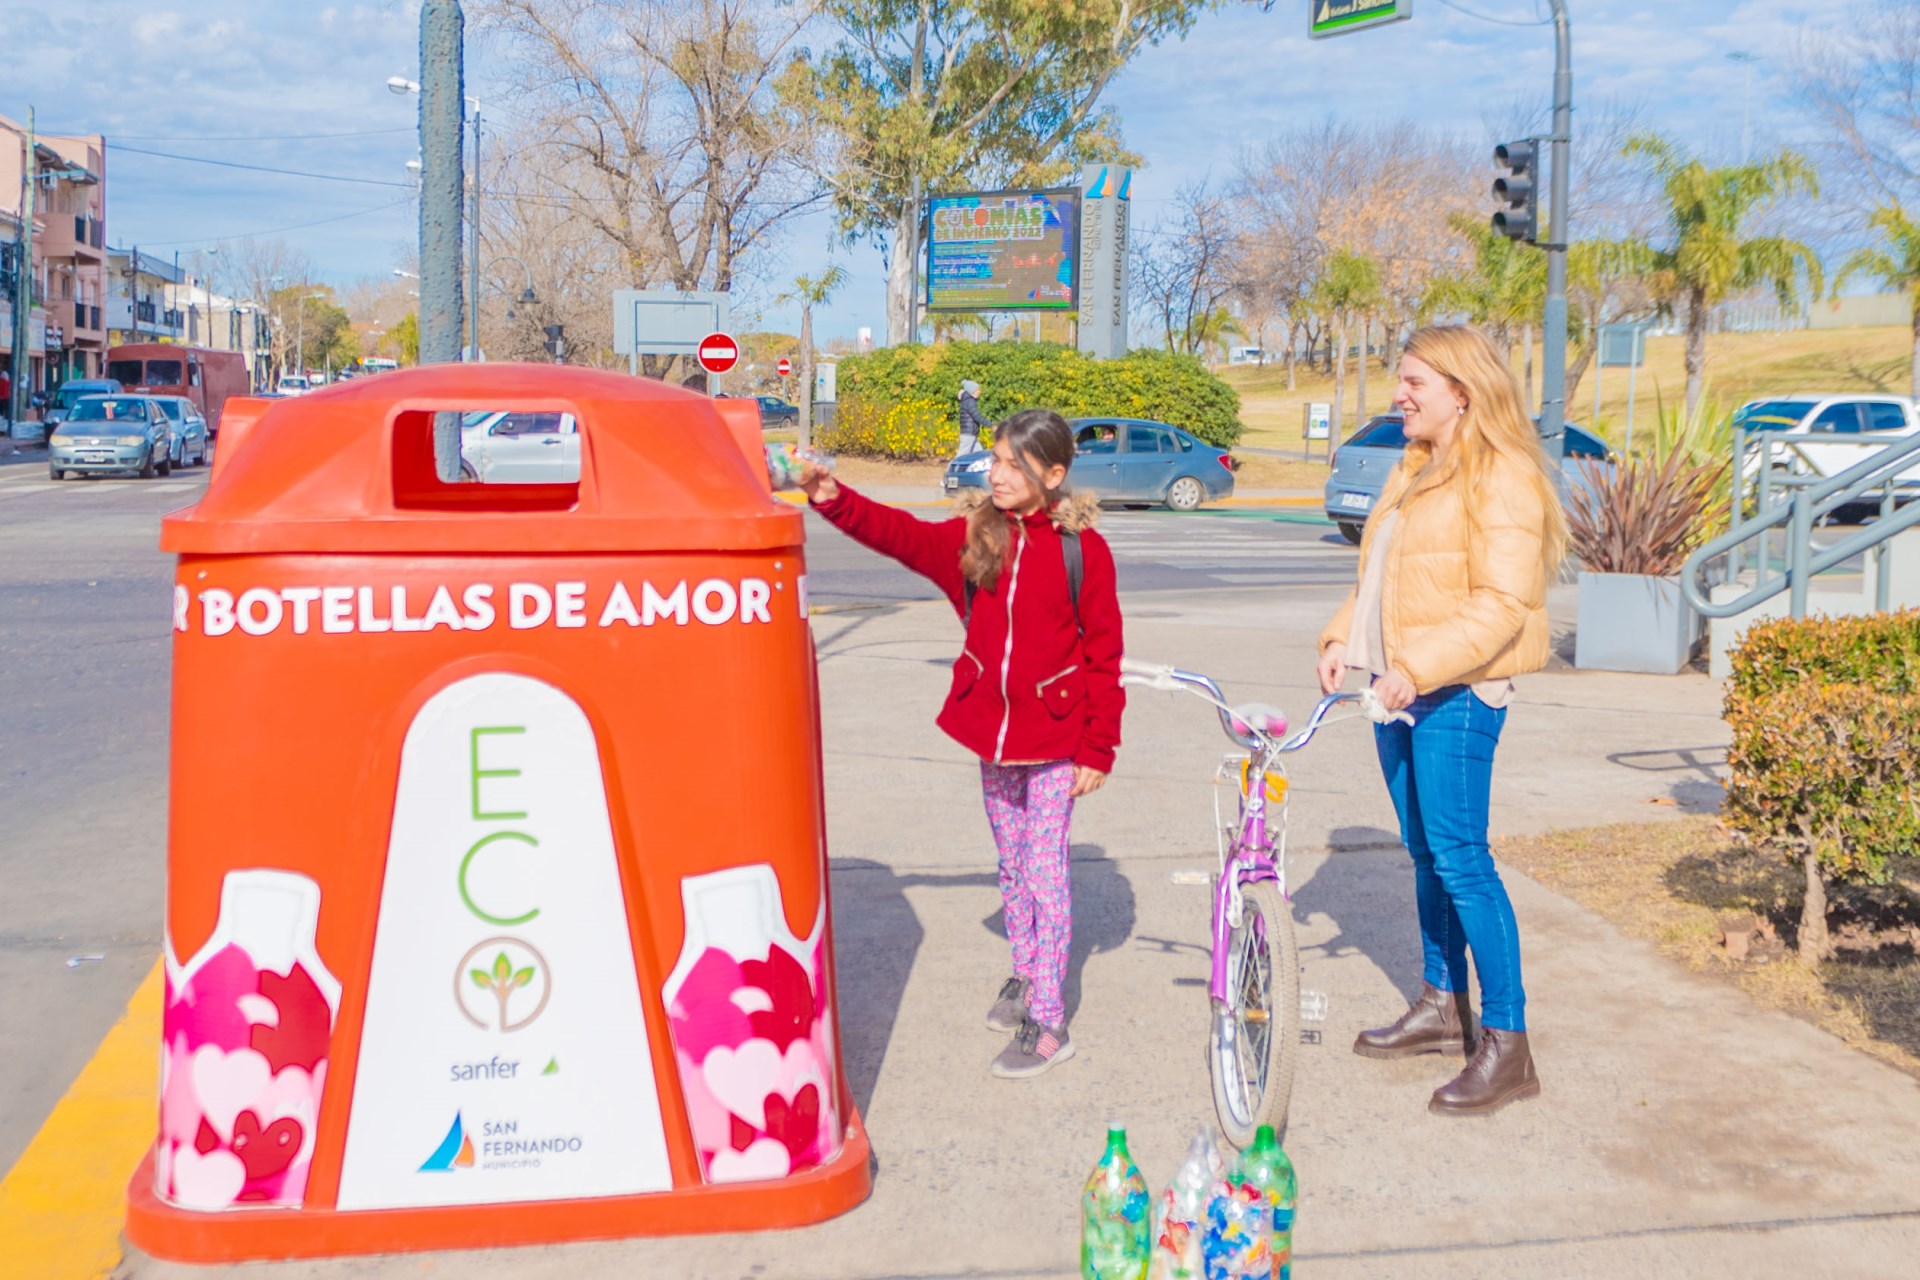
1428, 1027, 1540, 1116
1352, 983, 1476, 1059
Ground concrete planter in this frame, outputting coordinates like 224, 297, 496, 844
1574, 571, 1694, 674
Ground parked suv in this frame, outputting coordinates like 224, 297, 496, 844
1324, 413, 1613, 544
1732, 394, 1920, 487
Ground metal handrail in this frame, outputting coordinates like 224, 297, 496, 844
1683, 428, 1920, 619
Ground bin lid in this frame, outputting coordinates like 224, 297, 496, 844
161, 364, 802, 555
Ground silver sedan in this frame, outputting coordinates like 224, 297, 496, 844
47, 395, 175, 479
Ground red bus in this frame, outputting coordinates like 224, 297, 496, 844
105, 344, 251, 436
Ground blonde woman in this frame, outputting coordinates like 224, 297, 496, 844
1316, 325, 1567, 1117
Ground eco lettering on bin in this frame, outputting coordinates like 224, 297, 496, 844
130, 368, 869, 1264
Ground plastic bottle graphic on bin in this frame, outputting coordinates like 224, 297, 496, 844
1081, 1124, 1151, 1280
662, 864, 842, 1183
157, 869, 340, 1212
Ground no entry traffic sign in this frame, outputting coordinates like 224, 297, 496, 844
696, 332, 740, 375
776, 357, 792, 378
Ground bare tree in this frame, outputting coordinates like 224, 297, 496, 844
215, 237, 317, 382
477, 0, 825, 377
1792, 0, 1920, 210
1134, 182, 1242, 357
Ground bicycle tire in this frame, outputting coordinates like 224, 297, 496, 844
1209, 879, 1301, 1148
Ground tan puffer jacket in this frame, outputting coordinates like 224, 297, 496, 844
1320, 451, 1553, 693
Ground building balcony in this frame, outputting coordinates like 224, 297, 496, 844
43, 213, 105, 262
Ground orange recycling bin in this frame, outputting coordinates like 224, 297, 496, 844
126, 365, 869, 1262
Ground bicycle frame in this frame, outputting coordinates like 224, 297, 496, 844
1209, 738, 1285, 1005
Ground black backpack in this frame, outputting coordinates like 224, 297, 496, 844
963, 528, 1084, 634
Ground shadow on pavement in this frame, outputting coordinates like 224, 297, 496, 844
1293, 825, 1427, 1005
827, 858, 925, 1119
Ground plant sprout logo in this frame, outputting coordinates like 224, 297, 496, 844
454, 936, 552, 1032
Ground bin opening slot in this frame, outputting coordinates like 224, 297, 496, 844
392, 408, 582, 511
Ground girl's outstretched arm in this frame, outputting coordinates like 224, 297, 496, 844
804, 467, 968, 611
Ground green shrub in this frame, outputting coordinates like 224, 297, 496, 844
830, 340, 1243, 459
815, 396, 971, 461
1723, 611, 1920, 960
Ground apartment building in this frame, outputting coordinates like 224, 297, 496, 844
1, 116, 108, 390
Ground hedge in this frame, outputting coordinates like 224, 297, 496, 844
1723, 611, 1920, 959
820, 341, 1243, 459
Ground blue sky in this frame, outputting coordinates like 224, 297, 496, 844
0, 0, 1841, 343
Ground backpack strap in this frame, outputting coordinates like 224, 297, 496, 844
963, 527, 1082, 634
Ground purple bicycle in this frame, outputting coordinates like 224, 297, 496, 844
1121, 659, 1407, 1146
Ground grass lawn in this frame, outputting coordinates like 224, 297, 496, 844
1220, 325, 1918, 454
1495, 816, 1920, 1079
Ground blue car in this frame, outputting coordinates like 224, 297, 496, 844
944, 417, 1236, 511
1323, 414, 1614, 544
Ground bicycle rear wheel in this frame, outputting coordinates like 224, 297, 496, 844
1209, 879, 1300, 1148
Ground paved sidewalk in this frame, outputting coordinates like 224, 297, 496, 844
121, 582, 1920, 1278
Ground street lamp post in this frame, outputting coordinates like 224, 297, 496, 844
1538, 0, 1573, 458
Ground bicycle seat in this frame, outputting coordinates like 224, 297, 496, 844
1229, 702, 1288, 739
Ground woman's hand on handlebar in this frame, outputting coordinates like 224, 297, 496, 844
799, 461, 839, 505
1316, 642, 1347, 696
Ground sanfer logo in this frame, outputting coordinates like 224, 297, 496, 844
454, 936, 552, 1032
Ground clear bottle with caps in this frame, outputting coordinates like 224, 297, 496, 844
1200, 1123, 1294, 1279
1081, 1123, 1151, 1280
765, 442, 835, 491
1150, 1128, 1224, 1280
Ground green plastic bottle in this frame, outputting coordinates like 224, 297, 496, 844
1236, 1125, 1297, 1279
1082, 1124, 1151, 1280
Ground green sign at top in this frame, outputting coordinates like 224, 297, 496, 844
1310, 0, 1412, 39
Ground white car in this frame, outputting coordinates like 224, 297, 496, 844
1734, 394, 1920, 488
459, 410, 580, 483
275, 375, 310, 396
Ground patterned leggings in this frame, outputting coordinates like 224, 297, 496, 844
980, 760, 1076, 1027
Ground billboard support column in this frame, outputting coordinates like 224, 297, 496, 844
1077, 169, 1131, 361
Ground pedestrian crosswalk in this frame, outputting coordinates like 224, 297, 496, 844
1096, 510, 1358, 590
0, 461, 208, 502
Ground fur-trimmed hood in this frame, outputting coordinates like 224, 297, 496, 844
950, 488, 1101, 532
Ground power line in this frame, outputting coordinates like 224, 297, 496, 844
109, 126, 415, 143
1435, 0, 1552, 26
129, 197, 414, 248
112, 143, 415, 189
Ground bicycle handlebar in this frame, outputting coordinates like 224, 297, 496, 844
1119, 657, 1411, 752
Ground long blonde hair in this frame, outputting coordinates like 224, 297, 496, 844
1387, 325, 1568, 570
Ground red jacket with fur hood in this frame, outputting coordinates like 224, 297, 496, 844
811, 485, 1125, 773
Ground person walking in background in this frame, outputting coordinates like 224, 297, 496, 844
956, 379, 986, 456
800, 409, 1124, 1079
1316, 324, 1566, 1117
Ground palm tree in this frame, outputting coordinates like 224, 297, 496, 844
1625, 135, 1823, 420
1832, 203, 1920, 400
1312, 249, 1382, 457
1425, 212, 1547, 407
778, 266, 848, 449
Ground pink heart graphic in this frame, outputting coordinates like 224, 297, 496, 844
707, 1136, 791, 1184
169, 1145, 246, 1211
190, 1045, 272, 1142
700, 1039, 783, 1130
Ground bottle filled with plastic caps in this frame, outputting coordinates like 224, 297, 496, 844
1149, 1128, 1225, 1280
1081, 1124, 1151, 1280
765, 442, 835, 491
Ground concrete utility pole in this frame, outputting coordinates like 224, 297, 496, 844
8, 107, 35, 429
1538, 0, 1572, 458
468, 107, 481, 361
418, 0, 465, 478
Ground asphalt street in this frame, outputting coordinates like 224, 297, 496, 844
0, 458, 1353, 1175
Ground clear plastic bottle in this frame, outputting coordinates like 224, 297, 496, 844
1081, 1123, 1151, 1280
1149, 1129, 1224, 1280
765, 442, 835, 491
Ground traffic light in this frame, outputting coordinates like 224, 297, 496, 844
543, 323, 567, 362
1492, 140, 1538, 244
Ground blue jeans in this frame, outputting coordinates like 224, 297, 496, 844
1372, 684, 1527, 1031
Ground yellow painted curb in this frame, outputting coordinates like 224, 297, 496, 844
0, 959, 162, 1279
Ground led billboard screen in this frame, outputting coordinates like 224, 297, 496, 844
926, 188, 1080, 312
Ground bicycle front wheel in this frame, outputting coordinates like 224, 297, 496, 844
1209, 879, 1300, 1148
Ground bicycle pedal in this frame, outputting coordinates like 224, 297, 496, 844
1300, 1029, 1323, 1046
1299, 990, 1329, 1023
1169, 869, 1211, 886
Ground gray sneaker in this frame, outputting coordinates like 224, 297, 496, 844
986, 977, 1029, 1032
991, 1018, 1074, 1079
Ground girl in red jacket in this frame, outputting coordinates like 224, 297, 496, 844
800, 409, 1125, 1079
